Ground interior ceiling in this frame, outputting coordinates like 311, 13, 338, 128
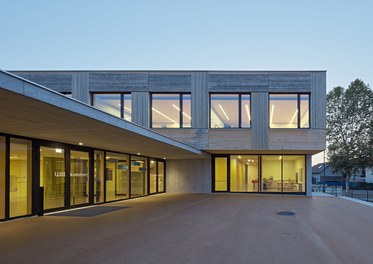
0, 88, 206, 160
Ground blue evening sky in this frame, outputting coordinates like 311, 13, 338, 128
1, 0, 372, 91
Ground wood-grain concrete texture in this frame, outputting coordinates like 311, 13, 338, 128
0, 194, 372, 264
11, 70, 326, 153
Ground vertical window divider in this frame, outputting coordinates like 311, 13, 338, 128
120, 94, 124, 119
180, 94, 183, 128
238, 94, 242, 128
5, 136, 10, 219
297, 94, 301, 128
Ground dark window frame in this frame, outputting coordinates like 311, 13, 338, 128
150, 93, 191, 129
268, 93, 311, 129
91, 92, 132, 120
209, 93, 251, 129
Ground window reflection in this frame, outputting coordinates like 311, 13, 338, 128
210, 94, 250, 128
241, 94, 251, 128
92, 93, 131, 121
211, 94, 239, 128
9, 138, 32, 218
182, 94, 191, 128
106, 152, 129, 201
151, 94, 191, 128
269, 94, 310, 128
300, 94, 310, 128
40, 146, 65, 210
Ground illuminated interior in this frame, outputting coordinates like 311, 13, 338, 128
0, 137, 5, 219
130, 156, 147, 197
269, 94, 309, 128
70, 150, 90, 206
92, 93, 132, 121
9, 138, 32, 218
105, 152, 129, 201
152, 94, 191, 128
40, 146, 65, 210
210, 94, 251, 128
215, 155, 306, 192
230, 155, 259, 192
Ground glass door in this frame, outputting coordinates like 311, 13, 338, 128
70, 150, 90, 206
40, 146, 65, 210
230, 155, 259, 192
149, 159, 157, 194
213, 156, 229, 191
131, 156, 147, 198
9, 138, 32, 218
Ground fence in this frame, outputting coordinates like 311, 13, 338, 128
342, 189, 373, 203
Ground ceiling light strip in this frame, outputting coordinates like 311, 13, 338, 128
218, 104, 229, 120
152, 107, 178, 124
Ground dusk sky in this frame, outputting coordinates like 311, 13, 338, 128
1, 0, 372, 164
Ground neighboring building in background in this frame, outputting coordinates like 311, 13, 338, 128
312, 162, 373, 184
312, 163, 343, 183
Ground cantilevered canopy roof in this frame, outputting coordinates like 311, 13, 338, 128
0, 70, 207, 159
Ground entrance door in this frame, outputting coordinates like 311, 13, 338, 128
40, 146, 65, 210
70, 150, 90, 206
213, 156, 229, 191
131, 156, 147, 197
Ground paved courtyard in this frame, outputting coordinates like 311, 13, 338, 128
0, 193, 372, 264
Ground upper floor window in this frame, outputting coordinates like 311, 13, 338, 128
269, 94, 309, 128
92, 93, 131, 121
210, 94, 251, 128
151, 93, 191, 128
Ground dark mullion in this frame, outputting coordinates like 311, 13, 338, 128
89, 150, 94, 205
120, 94, 124, 119
297, 94, 301, 128
238, 94, 242, 128
32, 142, 40, 215
103, 151, 107, 203
227, 155, 231, 192
65, 147, 70, 208
5, 136, 10, 219
179, 94, 183, 128
156, 161, 159, 193
129, 155, 132, 198
150, 94, 153, 128
281, 154, 284, 193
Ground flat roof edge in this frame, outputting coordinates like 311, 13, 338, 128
0, 70, 206, 157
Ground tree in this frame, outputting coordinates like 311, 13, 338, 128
327, 79, 373, 190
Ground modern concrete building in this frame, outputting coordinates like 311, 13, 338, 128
0, 70, 326, 221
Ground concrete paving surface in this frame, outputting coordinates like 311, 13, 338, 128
0, 193, 372, 264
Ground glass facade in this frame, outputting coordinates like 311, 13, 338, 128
151, 93, 191, 128
158, 161, 165, 193
214, 157, 228, 191
94, 150, 105, 204
70, 150, 90, 206
230, 155, 259, 192
92, 93, 132, 121
149, 159, 165, 194
214, 155, 306, 193
131, 156, 147, 197
106, 152, 130, 202
40, 146, 65, 210
9, 138, 32, 218
0, 137, 5, 219
210, 94, 251, 128
269, 94, 310, 128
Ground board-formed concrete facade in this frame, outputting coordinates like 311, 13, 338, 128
11, 70, 326, 196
